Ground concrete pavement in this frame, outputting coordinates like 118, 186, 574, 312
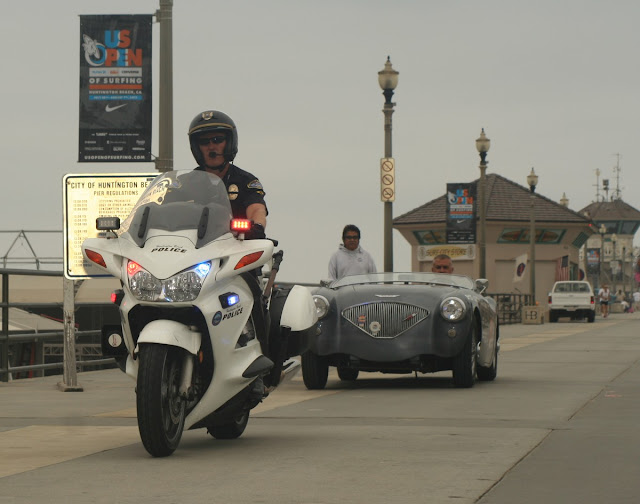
1, 311, 639, 503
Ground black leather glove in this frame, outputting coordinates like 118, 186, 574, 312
245, 222, 266, 240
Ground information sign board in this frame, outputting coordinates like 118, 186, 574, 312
63, 173, 157, 279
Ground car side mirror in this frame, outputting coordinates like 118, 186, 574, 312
475, 278, 489, 295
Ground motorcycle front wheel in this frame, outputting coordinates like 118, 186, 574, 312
136, 344, 187, 457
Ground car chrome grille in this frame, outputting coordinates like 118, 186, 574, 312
342, 302, 429, 339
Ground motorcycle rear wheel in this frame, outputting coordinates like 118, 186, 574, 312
208, 411, 250, 440
137, 344, 187, 457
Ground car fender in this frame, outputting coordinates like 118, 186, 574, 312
135, 320, 202, 355
476, 305, 497, 367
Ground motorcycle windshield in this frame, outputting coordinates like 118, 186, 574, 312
119, 170, 233, 248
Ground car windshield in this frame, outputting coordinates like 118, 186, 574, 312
554, 282, 591, 293
118, 170, 233, 248
330, 272, 475, 290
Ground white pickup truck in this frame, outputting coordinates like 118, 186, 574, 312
548, 281, 596, 323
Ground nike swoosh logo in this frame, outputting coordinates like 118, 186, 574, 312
105, 104, 127, 112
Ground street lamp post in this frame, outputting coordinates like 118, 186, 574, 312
475, 129, 490, 279
598, 224, 606, 290
623, 246, 627, 295
155, 0, 174, 172
612, 233, 617, 294
378, 57, 399, 272
527, 168, 539, 304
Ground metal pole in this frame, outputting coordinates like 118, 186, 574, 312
478, 161, 487, 279
530, 192, 536, 304
623, 246, 626, 295
612, 239, 616, 295
58, 277, 83, 391
383, 99, 394, 272
599, 235, 604, 291
155, 0, 173, 173
1, 273, 8, 382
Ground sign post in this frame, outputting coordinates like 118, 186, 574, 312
58, 277, 83, 392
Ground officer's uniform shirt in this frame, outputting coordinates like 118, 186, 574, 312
196, 164, 267, 218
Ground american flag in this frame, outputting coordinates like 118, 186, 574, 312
555, 255, 570, 281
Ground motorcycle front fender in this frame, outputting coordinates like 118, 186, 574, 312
135, 320, 202, 355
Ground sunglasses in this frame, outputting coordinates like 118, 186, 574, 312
197, 135, 226, 146
344, 235, 360, 240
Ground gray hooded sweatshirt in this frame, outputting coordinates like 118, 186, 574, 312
327, 244, 377, 281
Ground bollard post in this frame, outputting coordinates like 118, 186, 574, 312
522, 305, 544, 325
58, 277, 83, 391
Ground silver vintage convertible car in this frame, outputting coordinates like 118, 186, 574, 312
302, 272, 499, 389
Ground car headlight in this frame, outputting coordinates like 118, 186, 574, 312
128, 260, 211, 302
313, 295, 330, 319
440, 297, 466, 322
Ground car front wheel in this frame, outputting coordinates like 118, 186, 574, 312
452, 323, 477, 388
301, 351, 329, 390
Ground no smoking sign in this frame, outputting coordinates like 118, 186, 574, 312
380, 157, 395, 202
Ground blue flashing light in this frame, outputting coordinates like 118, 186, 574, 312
195, 262, 211, 277
219, 291, 240, 309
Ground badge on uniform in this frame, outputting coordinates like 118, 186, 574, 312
228, 184, 239, 200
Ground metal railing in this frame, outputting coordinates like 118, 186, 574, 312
488, 292, 534, 325
0, 230, 63, 270
1, 328, 115, 380
1, 268, 115, 382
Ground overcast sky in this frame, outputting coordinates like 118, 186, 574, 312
1, 0, 639, 282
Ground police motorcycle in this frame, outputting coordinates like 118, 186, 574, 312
82, 169, 318, 457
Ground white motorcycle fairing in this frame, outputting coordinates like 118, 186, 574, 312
81, 170, 318, 456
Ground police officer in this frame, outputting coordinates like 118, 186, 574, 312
188, 110, 267, 239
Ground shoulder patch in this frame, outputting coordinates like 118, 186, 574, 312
247, 179, 263, 190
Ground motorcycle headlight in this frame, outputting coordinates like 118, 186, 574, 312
128, 261, 162, 301
313, 295, 330, 319
440, 297, 466, 322
128, 260, 211, 302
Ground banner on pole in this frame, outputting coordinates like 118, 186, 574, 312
78, 15, 153, 162
586, 248, 600, 274
513, 253, 528, 283
446, 183, 476, 244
